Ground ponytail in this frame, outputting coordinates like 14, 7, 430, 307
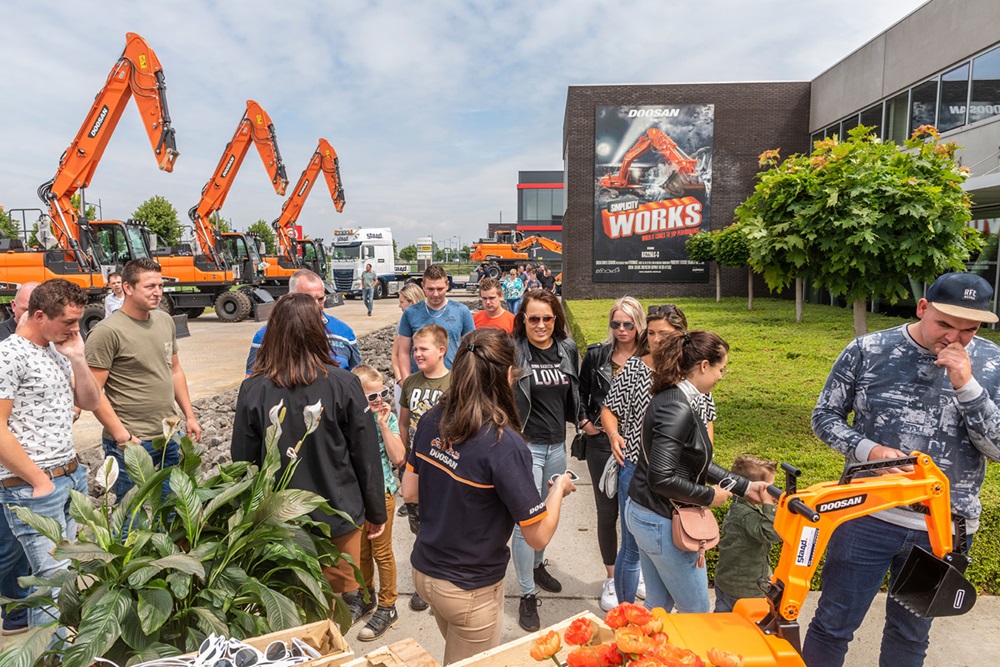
651, 330, 728, 393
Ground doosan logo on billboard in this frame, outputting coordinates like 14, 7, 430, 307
628, 108, 681, 118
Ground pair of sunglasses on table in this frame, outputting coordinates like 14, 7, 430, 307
92, 634, 322, 667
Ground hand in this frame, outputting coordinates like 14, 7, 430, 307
609, 432, 626, 466
376, 402, 391, 426
582, 422, 602, 436
53, 329, 85, 361
72, 406, 82, 423
32, 478, 55, 498
868, 445, 913, 475
743, 481, 770, 505
552, 472, 577, 497
365, 521, 385, 539
710, 484, 732, 507
185, 416, 202, 442
934, 341, 973, 389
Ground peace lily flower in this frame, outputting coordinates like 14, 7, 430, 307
286, 447, 298, 461
162, 416, 182, 441
265, 400, 286, 448
303, 401, 323, 437
96, 456, 119, 491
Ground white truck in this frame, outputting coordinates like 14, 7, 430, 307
329, 227, 418, 299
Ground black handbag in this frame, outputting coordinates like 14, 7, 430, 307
570, 431, 586, 461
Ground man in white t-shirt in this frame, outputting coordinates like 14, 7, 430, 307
0, 279, 101, 627
104, 272, 124, 317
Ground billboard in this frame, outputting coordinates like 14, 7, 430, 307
594, 104, 714, 282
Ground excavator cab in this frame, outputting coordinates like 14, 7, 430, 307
222, 232, 266, 282
91, 219, 154, 272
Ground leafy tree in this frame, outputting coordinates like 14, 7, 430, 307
685, 230, 721, 302
246, 219, 276, 255
0, 207, 17, 239
714, 223, 754, 310
211, 213, 231, 233
69, 194, 96, 221
398, 244, 417, 262
737, 125, 980, 336
133, 195, 182, 246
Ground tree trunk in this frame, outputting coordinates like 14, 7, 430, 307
795, 277, 803, 323
715, 263, 721, 302
853, 299, 867, 338
747, 269, 753, 310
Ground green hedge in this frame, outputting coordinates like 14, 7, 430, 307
566, 297, 1000, 593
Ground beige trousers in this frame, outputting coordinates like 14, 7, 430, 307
412, 569, 505, 665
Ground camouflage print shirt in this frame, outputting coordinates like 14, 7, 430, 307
812, 324, 1000, 532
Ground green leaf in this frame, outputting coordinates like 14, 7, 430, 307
190, 606, 229, 636
125, 642, 183, 665
121, 604, 154, 651
252, 489, 325, 525
167, 571, 191, 599
53, 542, 118, 563
0, 623, 57, 667
8, 505, 65, 545
245, 581, 300, 631
138, 588, 173, 634
150, 553, 206, 579
68, 489, 107, 534
61, 589, 131, 667
123, 443, 157, 489
169, 468, 201, 542
201, 478, 253, 523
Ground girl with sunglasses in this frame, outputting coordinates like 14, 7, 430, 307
578, 296, 646, 610
509, 289, 581, 632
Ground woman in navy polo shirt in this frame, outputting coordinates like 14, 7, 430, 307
402, 328, 576, 665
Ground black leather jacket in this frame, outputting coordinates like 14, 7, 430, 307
514, 336, 581, 434
578, 342, 613, 426
628, 386, 750, 519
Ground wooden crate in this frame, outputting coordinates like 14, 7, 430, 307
450, 611, 611, 667
341, 638, 440, 667
179, 619, 354, 667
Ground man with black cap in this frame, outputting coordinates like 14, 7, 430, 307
803, 272, 1000, 667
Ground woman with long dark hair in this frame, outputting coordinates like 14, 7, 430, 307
402, 328, 575, 664
231, 293, 387, 603
509, 289, 580, 632
624, 330, 767, 613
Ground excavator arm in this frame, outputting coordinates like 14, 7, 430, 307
38, 32, 178, 271
600, 127, 697, 190
272, 138, 345, 262
188, 100, 288, 268
513, 235, 563, 254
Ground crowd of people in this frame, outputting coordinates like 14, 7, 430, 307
0, 262, 997, 667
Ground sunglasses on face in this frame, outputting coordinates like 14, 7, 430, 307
526, 315, 555, 325
365, 387, 391, 402
610, 320, 635, 331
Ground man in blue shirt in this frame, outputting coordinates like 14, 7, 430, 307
395, 264, 474, 381
246, 270, 361, 374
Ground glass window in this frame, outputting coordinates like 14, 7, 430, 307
522, 189, 538, 221
938, 63, 970, 131
885, 91, 909, 144
859, 103, 883, 138
825, 124, 840, 140
537, 189, 553, 221
970, 46, 1000, 124
842, 114, 860, 136
810, 131, 824, 148
552, 189, 564, 216
910, 78, 938, 133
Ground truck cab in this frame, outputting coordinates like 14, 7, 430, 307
330, 227, 402, 299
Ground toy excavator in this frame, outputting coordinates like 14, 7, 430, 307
3, 32, 179, 334
648, 454, 976, 665
155, 100, 287, 322
600, 127, 699, 197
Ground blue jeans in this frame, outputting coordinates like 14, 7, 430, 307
362, 287, 375, 314
0, 465, 88, 627
102, 437, 180, 501
801, 515, 941, 667
512, 442, 566, 596
506, 298, 521, 315
614, 460, 641, 604
625, 498, 710, 613
0, 504, 30, 628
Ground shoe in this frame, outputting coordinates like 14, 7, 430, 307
1, 617, 28, 636
533, 561, 562, 593
636, 573, 646, 600
346, 590, 376, 626
396, 503, 408, 517
599, 578, 617, 612
409, 591, 429, 612
357, 605, 398, 641
518, 594, 541, 632
368, 311, 372, 317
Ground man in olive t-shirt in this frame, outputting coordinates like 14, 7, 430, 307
85, 259, 201, 499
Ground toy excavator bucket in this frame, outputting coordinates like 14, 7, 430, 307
889, 545, 976, 618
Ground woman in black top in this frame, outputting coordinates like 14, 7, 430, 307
232, 293, 387, 599
510, 289, 580, 632
578, 296, 645, 611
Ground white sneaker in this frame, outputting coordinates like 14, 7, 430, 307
636, 573, 646, 600
600, 578, 617, 612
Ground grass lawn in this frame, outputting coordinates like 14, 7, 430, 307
565, 297, 1000, 593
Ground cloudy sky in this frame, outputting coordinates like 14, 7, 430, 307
1, 0, 926, 248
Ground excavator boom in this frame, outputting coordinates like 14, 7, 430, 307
600, 127, 697, 190
272, 138, 345, 263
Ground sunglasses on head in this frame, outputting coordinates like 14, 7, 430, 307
648, 304, 677, 316
526, 315, 555, 325
610, 320, 635, 331
365, 387, 391, 402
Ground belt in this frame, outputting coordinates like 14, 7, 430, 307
1, 457, 79, 489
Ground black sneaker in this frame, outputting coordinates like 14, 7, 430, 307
346, 590, 376, 626
396, 503, 408, 517
533, 561, 562, 593
409, 591, 429, 612
518, 594, 541, 632
357, 605, 398, 641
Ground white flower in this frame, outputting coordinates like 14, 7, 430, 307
268, 400, 286, 427
303, 401, 323, 437
162, 416, 181, 441
96, 456, 119, 491
286, 447, 298, 461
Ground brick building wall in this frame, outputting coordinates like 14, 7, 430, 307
562, 82, 811, 300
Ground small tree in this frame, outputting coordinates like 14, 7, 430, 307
0, 207, 17, 239
247, 219, 276, 254
685, 230, 721, 302
211, 213, 231, 233
715, 223, 753, 310
737, 126, 980, 336
133, 195, 182, 246
69, 194, 97, 221
398, 244, 417, 262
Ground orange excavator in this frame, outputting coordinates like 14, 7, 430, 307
647, 455, 976, 665
154, 100, 287, 321
599, 127, 700, 197
0, 32, 179, 333
469, 229, 562, 279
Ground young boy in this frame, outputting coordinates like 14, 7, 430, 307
713, 455, 782, 613
349, 365, 406, 640
399, 323, 451, 612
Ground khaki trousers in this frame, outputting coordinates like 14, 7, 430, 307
413, 569, 505, 665
360, 492, 397, 607
324, 528, 362, 595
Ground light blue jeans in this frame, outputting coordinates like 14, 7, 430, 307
0, 465, 88, 627
102, 437, 180, 502
511, 442, 566, 596
362, 287, 375, 314
625, 497, 711, 613
0, 503, 30, 629
614, 460, 640, 604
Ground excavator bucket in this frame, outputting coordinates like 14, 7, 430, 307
889, 546, 976, 618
